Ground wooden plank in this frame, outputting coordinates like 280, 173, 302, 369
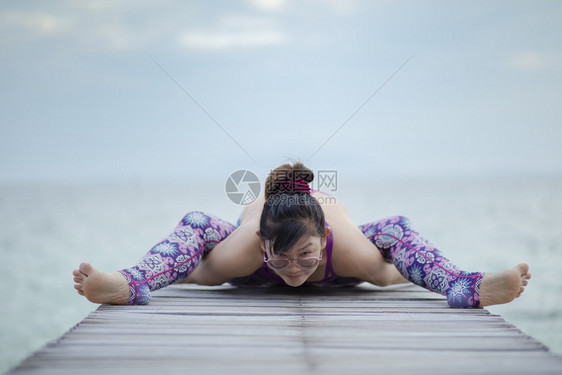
8, 283, 562, 375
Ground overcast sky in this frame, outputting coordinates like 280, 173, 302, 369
1, 0, 561, 184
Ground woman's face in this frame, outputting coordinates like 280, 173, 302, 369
259, 233, 326, 287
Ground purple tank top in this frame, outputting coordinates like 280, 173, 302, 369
230, 189, 362, 288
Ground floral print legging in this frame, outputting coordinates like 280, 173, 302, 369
119, 212, 483, 307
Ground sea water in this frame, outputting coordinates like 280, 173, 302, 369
1, 176, 561, 372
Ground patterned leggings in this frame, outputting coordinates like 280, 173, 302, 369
119, 212, 483, 307
119, 211, 237, 305
358, 216, 482, 308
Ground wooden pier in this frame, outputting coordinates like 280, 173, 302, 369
8, 283, 562, 375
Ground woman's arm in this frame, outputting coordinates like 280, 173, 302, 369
330, 217, 409, 286
183, 219, 264, 286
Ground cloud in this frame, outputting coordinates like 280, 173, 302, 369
0, 11, 74, 35
177, 12, 288, 50
65, 0, 121, 12
177, 30, 287, 50
310, 0, 362, 14
507, 51, 562, 71
219, 15, 279, 29
246, 0, 361, 13
246, 0, 287, 12
94, 24, 141, 50
0, 9, 142, 50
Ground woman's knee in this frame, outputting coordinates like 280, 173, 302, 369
368, 216, 412, 231
385, 216, 411, 228
181, 211, 214, 228
181, 211, 236, 232
179, 211, 238, 257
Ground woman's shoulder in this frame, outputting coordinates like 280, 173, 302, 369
239, 195, 266, 224
315, 191, 350, 220
327, 215, 384, 279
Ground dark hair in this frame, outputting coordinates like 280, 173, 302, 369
260, 161, 325, 255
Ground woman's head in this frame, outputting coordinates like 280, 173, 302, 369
260, 161, 325, 254
258, 162, 328, 285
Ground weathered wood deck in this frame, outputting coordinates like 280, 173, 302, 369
8, 283, 562, 375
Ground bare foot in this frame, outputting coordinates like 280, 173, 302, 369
73, 262, 130, 305
479, 263, 531, 307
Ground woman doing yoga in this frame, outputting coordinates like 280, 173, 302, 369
73, 162, 530, 308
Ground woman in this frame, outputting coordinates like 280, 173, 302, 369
73, 162, 531, 308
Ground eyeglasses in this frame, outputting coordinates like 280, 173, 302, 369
264, 251, 322, 270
